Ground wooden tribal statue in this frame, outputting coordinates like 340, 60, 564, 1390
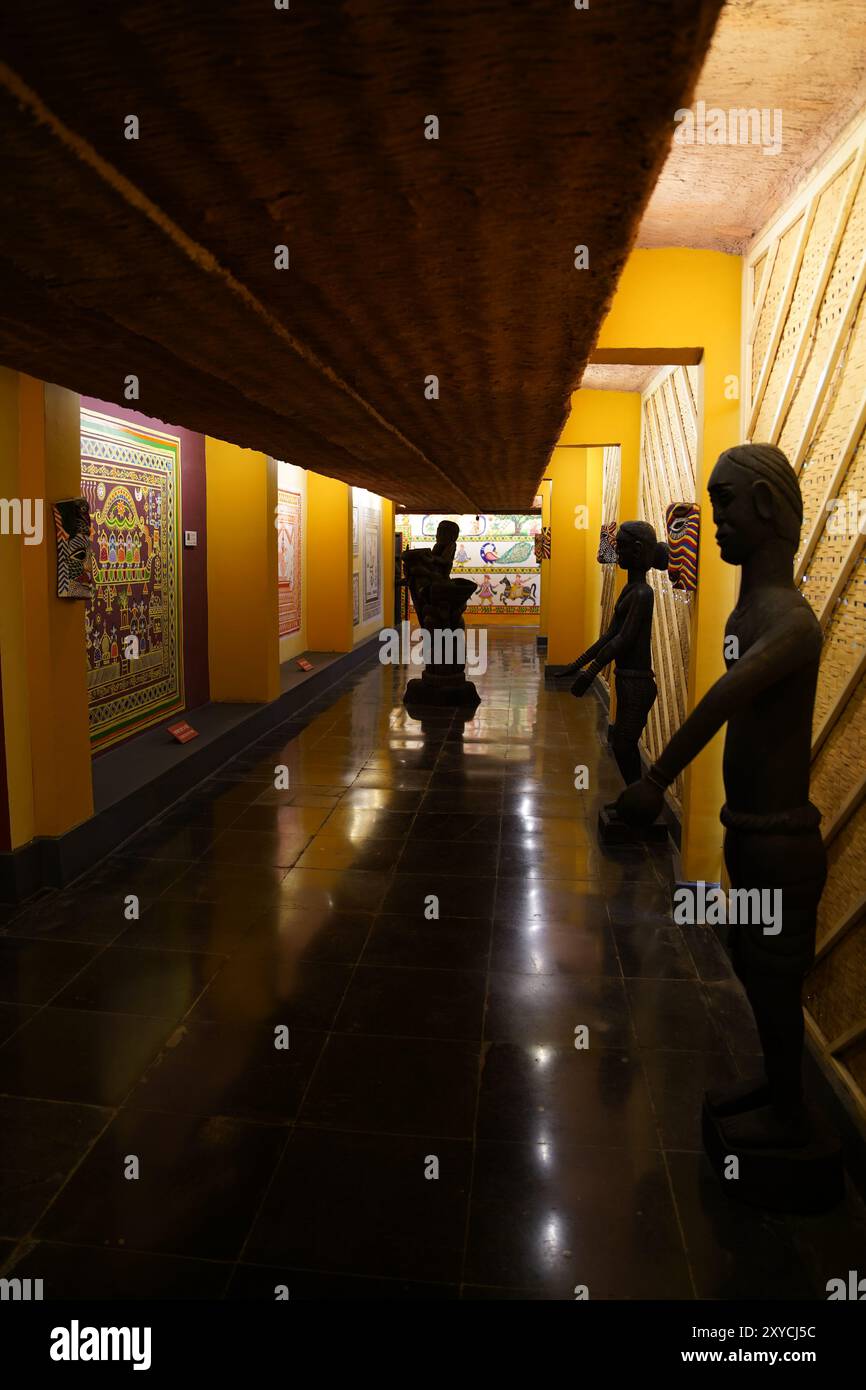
617, 444, 842, 1206
563, 520, 668, 794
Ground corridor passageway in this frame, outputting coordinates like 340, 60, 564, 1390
1, 633, 863, 1299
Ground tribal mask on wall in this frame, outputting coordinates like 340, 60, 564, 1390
596, 521, 618, 564
53, 496, 94, 599
665, 502, 700, 596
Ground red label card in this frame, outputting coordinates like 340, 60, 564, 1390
167, 720, 198, 744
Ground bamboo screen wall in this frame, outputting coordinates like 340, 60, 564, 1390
743, 112, 866, 1119
598, 444, 621, 695
638, 366, 699, 813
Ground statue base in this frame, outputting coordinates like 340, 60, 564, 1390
403, 671, 481, 709
701, 1096, 844, 1215
597, 805, 668, 845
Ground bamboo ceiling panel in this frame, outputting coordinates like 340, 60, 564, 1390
0, 0, 723, 511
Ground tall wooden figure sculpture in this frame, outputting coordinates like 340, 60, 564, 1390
617, 444, 843, 1212
563, 520, 668, 842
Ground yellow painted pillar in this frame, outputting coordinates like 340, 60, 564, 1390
546, 447, 588, 664
0, 369, 93, 848
306, 472, 352, 652
537, 479, 552, 641
582, 447, 604, 661
381, 498, 395, 631
206, 438, 280, 702
545, 392, 641, 668
595, 249, 742, 879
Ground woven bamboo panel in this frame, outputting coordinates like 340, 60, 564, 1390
750, 214, 806, 402
797, 302, 866, 570
638, 367, 697, 811
598, 444, 621, 691
754, 167, 851, 441
843, 1035, 866, 1100
807, 897, 866, 1045
814, 802, 866, 945
811, 667, 866, 821
801, 425, 866, 616
778, 158, 866, 462
747, 115, 866, 1124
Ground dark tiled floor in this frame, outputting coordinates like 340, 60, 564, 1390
1, 631, 865, 1299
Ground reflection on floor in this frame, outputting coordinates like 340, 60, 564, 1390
1, 631, 864, 1299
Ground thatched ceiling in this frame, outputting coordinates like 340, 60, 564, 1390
0, 1, 722, 510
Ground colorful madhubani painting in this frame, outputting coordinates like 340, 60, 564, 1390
399, 513, 542, 615
363, 506, 381, 620
81, 409, 183, 750
277, 489, 302, 636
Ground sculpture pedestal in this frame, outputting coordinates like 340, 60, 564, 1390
598, 805, 668, 845
701, 1097, 844, 1215
403, 668, 481, 709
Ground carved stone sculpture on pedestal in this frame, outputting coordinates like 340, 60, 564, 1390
402, 520, 480, 708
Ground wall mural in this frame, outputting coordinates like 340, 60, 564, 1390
353, 571, 360, 626
81, 409, 184, 751
399, 513, 542, 614
363, 506, 381, 620
277, 488, 302, 636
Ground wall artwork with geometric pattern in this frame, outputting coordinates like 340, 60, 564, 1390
277, 488, 302, 636
362, 506, 381, 620
80, 409, 184, 751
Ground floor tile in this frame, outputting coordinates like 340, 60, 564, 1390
361, 914, 491, 972
51, 945, 224, 1020
36, 1109, 285, 1260
0, 937, 97, 1005
465, 1138, 691, 1297
300, 1033, 480, 1136
243, 1128, 471, 1282
485, 972, 633, 1047
3, 1240, 232, 1298
382, 873, 496, 920
0, 1008, 173, 1105
192, 955, 352, 1029
129, 1020, 326, 1121
0, 1096, 110, 1237
334, 965, 486, 1040
477, 1043, 657, 1147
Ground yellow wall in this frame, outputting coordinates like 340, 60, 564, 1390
381, 498, 395, 630
547, 447, 588, 663
537, 479, 552, 639
546, 249, 741, 878
0, 370, 93, 847
308, 472, 352, 652
582, 446, 604, 664
546, 392, 642, 665
206, 437, 280, 703
597, 249, 741, 879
